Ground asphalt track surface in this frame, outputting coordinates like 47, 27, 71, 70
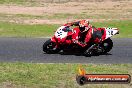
0, 38, 132, 63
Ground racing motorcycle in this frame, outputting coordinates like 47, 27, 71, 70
43, 25, 119, 56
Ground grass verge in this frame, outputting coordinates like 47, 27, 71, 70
0, 20, 132, 38
0, 22, 59, 37
0, 0, 39, 6
0, 63, 132, 88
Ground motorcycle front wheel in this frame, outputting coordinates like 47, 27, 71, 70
101, 38, 113, 54
43, 39, 60, 54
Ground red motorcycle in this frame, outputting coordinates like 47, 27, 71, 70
43, 25, 119, 56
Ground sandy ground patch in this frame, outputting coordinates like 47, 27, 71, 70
0, 1, 131, 15
8, 18, 128, 24
0, 1, 131, 24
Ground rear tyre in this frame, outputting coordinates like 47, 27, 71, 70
43, 39, 60, 54
101, 38, 113, 54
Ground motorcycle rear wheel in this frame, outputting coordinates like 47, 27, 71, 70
101, 38, 113, 54
43, 39, 60, 54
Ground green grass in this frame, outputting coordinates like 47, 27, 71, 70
0, 22, 59, 37
0, 20, 132, 38
0, 0, 56, 6
0, 63, 132, 88
0, 0, 38, 6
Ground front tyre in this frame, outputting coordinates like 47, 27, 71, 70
43, 39, 60, 54
101, 38, 113, 54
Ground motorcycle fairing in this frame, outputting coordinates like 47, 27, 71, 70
105, 28, 119, 39
55, 26, 68, 39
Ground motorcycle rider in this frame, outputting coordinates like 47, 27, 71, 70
64, 19, 102, 47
